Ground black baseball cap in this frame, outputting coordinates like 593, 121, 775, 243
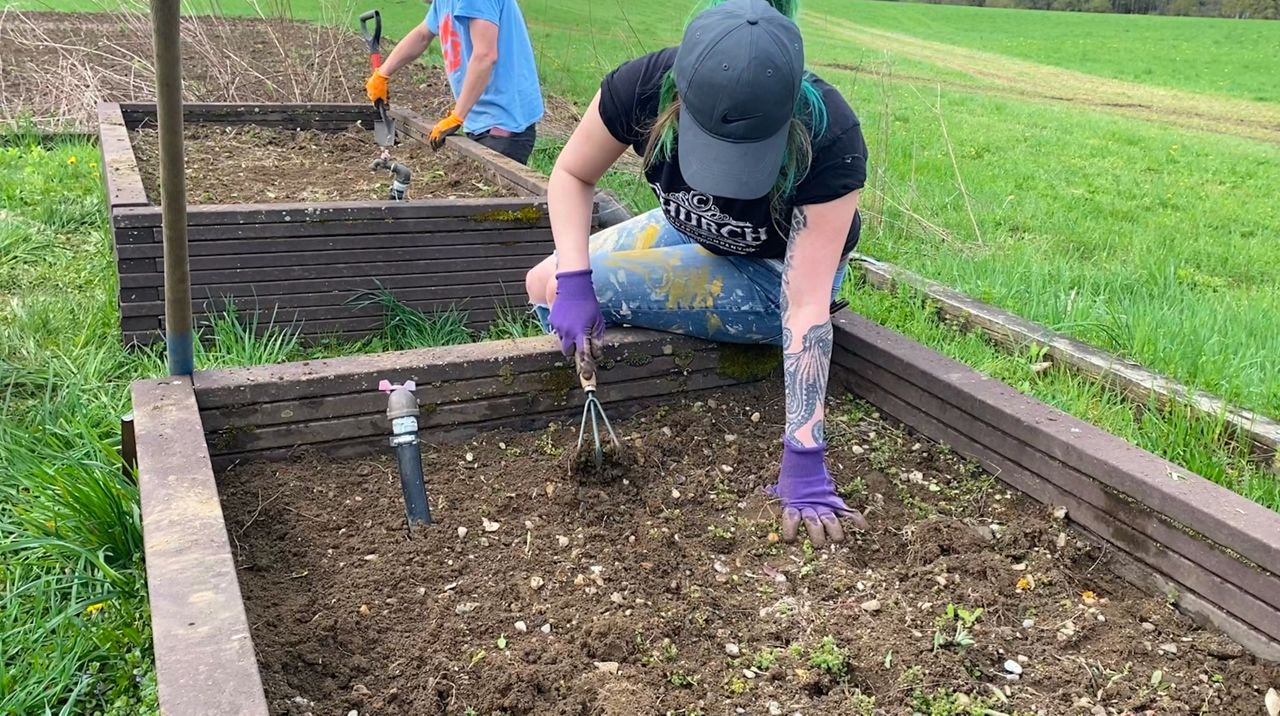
674, 0, 805, 200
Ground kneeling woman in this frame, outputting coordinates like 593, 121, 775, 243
525, 0, 869, 547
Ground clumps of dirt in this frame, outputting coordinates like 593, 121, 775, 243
221, 382, 1280, 716
129, 124, 504, 204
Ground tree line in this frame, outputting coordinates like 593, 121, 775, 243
893, 0, 1279, 19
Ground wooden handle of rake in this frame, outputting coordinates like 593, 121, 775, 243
574, 339, 603, 392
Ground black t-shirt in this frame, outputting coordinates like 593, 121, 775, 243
598, 47, 868, 260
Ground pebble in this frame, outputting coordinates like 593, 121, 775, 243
972, 525, 995, 542
541, 623, 552, 634
1022, 619, 1035, 629
860, 599, 882, 612
743, 669, 757, 679
358, 605, 370, 616
1265, 688, 1279, 716
1011, 562, 1028, 571
720, 464, 734, 473
1141, 621, 1156, 631
352, 684, 370, 696
1159, 643, 1179, 655
482, 518, 501, 532
671, 488, 681, 499
1016, 654, 1029, 665
416, 587, 427, 597
593, 661, 620, 675
457, 527, 468, 539
348, 711, 358, 716
454, 602, 479, 615
661, 427, 673, 437
851, 445, 864, 455
363, 554, 378, 561
515, 621, 528, 633
529, 576, 545, 590
1052, 506, 1068, 520
768, 701, 783, 716
751, 412, 761, 423
1003, 659, 1023, 675
725, 643, 741, 657
1204, 639, 1245, 659
465, 451, 474, 462
557, 535, 570, 547
1091, 707, 1107, 716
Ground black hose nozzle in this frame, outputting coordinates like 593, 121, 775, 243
381, 379, 431, 527
372, 157, 413, 201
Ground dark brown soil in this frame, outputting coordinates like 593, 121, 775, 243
221, 383, 1279, 716
129, 124, 503, 204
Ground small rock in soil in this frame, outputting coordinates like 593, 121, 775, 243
541, 623, 552, 633
416, 587, 427, 597
751, 412, 761, 422
860, 599, 881, 612
1091, 706, 1107, 716
725, 643, 740, 657
363, 554, 378, 561
1141, 621, 1156, 631
482, 518, 501, 532
455, 602, 479, 615
1159, 643, 1179, 655
1265, 688, 1279, 716
768, 701, 782, 715
593, 661, 620, 675
358, 604, 370, 616
529, 576, 545, 590
743, 669, 756, 679
1053, 506, 1068, 519
1004, 659, 1023, 675
515, 621, 527, 633
348, 711, 358, 716
457, 527, 468, 539
557, 535, 570, 547
851, 445, 864, 454
352, 684, 370, 696
1022, 619, 1035, 629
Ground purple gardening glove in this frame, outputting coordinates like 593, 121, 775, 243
548, 269, 605, 357
767, 438, 870, 547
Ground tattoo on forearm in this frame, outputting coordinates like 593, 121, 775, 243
779, 207, 807, 318
783, 321, 833, 444
780, 206, 832, 446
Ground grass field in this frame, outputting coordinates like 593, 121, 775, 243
4, 0, 1280, 712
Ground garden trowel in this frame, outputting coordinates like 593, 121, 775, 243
359, 9, 396, 147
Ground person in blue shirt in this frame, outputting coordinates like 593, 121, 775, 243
366, 0, 545, 165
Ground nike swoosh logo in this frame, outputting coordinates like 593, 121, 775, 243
721, 111, 762, 125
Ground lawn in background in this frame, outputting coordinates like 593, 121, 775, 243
807, 0, 1280, 103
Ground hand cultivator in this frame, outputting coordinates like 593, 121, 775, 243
572, 342, 622, 474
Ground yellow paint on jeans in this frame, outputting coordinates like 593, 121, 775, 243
634, 223, 662, 251
663, 269, 724, 310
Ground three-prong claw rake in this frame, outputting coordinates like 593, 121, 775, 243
572, 342, 621, 472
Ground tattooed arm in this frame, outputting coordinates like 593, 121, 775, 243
780, 192, 860, 446
771, 191, 868, 547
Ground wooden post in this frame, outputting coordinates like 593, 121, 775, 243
149, 0, 194, 375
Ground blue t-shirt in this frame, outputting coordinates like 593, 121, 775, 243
425, 0, 544, 135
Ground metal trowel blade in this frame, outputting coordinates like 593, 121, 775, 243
374, 117, 395, 147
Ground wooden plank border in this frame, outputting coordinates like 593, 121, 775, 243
132, 377, 269, 716
829, 309, 1280, 659
855, 255, 1280, 471
391, 107, 550, 197
97, 103, 149, 208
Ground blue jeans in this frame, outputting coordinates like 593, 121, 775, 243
533, 209, 849, 346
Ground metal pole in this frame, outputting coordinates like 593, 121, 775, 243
150, 0, 194, 376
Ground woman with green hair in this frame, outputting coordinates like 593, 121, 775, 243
524, 0, 869, 547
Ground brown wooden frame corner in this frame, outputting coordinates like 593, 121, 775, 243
97, 102, 557, 348
133, 329, 772, 715
830, 309, 1280, 662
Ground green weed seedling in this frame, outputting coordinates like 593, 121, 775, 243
667, 671, 699, 688
807, 635, 848, 678
933, 603, 984, 651
752, 648, 780, 672
845, 690, 876, 716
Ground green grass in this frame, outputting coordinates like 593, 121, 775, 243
805, 0, 1280, 103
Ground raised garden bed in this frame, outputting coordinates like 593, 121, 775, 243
131, 317, 1280, 715
98, 101, 558, 347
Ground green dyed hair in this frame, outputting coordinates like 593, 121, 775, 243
643, 0, 828, 211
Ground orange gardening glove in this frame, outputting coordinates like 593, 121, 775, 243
429, 111, 464, 150
366, 70, 389, 105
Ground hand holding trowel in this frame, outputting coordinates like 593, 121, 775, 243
360, 10, 396, 147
